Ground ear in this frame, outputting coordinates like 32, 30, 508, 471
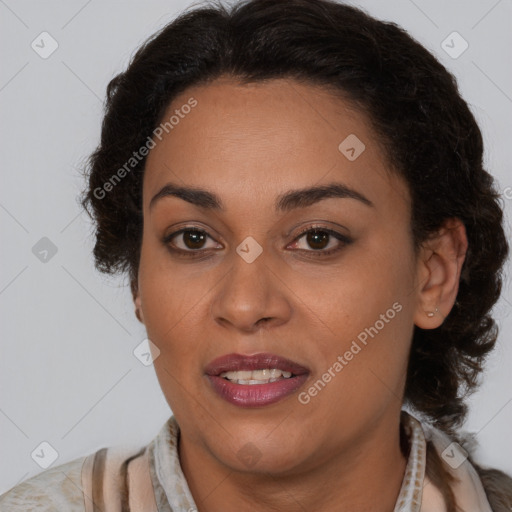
131, 278, 145, 324
413, 218, 468, 329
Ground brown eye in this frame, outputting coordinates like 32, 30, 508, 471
181, 229, 207, 249
164, 228, 219, 255
289, 226, 353, 257
305, 230, 330, 250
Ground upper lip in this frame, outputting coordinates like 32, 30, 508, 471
204, 352, 310, 376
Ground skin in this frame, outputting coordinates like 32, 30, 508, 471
133, 76, 468, 512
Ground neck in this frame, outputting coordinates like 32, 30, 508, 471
178, 411, 408, 512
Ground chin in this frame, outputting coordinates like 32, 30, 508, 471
213, 434, 309, 476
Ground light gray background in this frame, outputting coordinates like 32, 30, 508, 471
1, 0, 511, 494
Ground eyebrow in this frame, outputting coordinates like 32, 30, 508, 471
149, 181, 374, 212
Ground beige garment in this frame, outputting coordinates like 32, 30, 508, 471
395, 412, 493, 512
0, 411, 494, 511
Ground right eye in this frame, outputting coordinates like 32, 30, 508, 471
163, 228, 222, 257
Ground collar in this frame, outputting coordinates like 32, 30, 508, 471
146, 411, 492, 512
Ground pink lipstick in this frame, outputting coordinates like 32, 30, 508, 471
204, 352, 310, 407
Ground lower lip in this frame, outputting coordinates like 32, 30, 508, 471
206, 374, 309, 407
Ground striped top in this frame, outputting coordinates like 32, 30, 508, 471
0, 411, 493, 511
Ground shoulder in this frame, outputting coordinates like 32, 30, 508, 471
420, 416, 512, 511
0, 454, 89, 511
0, 441, 157, 512
473, 464, 512, 512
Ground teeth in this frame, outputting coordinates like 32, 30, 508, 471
220, 369, 293, 384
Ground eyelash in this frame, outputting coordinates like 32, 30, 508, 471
163, 224, 352, 259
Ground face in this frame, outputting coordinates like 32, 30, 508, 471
136, 76, 422, 474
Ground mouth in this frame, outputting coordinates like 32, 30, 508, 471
204, 352, 310, 407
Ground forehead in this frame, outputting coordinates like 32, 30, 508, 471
143, 77, 407, 213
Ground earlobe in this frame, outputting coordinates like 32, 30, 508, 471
135, 296, 145, 324
413, 218, 468, 330
131, 279, 145, 324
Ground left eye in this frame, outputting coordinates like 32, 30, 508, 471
289, 228, 350, 254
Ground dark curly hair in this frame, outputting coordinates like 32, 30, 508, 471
81, 0, 508, 438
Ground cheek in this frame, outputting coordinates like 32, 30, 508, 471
138, 241, 193, 355
138, 260, 208, 410
316, 232, 414, 334
140, 279, 203, 361
304, 232, 415, 393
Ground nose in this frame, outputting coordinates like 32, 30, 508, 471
210, 253, 292, 333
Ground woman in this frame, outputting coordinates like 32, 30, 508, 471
1, 0, 511, 510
